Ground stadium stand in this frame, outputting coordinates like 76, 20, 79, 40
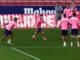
0, 0, 79, 5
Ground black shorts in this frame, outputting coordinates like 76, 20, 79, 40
4, 29, 12, 36
71, 29, 78, 35
37, 28, 43, 33
61, 30, 68, 36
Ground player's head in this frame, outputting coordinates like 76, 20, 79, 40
72, 8, 76, 12
56, 2, 60, 6
63, 14, 66, 18
73, 12, 76, 17
14, 17, 17, 22
40, 14, 43, 20
66, 4, 70, 8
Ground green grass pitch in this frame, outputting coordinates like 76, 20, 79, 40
0, 29, 80, 60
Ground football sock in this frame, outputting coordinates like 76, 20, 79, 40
71, 42, 73, 46
8, 39, 11, 43
77, 42, 79, 46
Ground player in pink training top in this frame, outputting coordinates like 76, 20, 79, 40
70, 1, 77, 13
0, 17, 17, 45
64, 4, 71, 18
32, 14, 51, 40
69, 13, 80, 47
59, 14, 69, 47
69, 8, 79, 18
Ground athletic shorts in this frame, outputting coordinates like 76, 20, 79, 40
37, 28, 43, 33
61, 30, 68, 36
4, 29, 12, 36
71, 29, 78, 35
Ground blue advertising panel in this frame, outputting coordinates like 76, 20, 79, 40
0, 5, 79, 14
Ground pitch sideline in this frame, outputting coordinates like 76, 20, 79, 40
11, 47, 41, 60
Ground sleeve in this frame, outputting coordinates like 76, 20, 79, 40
78, 19, 80, 29
55, 6, 59, 11
63, 9, 66, 14
78, 18, 80, 25
55, 6, 57, 10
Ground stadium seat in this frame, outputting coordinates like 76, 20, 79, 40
29, 0, 37, 5
0, 0, 80, 5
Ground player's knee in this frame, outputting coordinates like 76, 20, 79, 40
4, 35, 7, 38
35, 31, 38, 34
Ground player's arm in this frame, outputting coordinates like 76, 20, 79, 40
63, 9, 66, 14
1, 23, 9, 26
37, 22, 39, 28
68, 19, 72, 28
44, 21, 51, 27
78, 19, 80, 25
4, 23, 9, 25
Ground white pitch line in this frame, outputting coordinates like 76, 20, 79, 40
12, 47, 41, 60
14, 46, 64, 48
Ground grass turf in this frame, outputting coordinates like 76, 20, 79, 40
0, 29, 80, 60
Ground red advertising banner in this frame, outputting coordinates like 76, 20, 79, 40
0, 14, 56, 29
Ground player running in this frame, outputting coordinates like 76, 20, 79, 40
58, 14, 69, 47
0, 17, 17, 45
32, 14, 51, 40
69, 13, 80, 47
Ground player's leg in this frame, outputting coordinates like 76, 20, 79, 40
7, 31, 13, 45
75, 29, 80, 47
71, 35, 74, 47
64, 30, 68, 43
75, 35, 80, 47
0, 36, 7, 42
41, 32, 46, 40
32, 29, 38, 40
62, 36, 66, 47
64, 35, 67, 46
61, 30, 67, 47
0, 29, 8, 41
55, 17, 58, 28
70, 29, 74, 47
55, 16, 61, 28
10, 33, 14, 40
39, 28, 46, 40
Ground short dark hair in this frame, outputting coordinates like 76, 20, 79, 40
14, 17, 17, 20
73, 12, 76, 16
40, 14, 43, 16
